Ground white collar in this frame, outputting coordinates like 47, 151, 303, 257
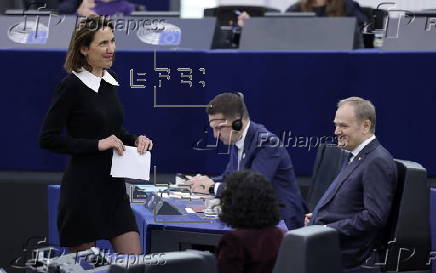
234, 120, 250, 151
72, 68, 119, 93
350, 134, 376, 162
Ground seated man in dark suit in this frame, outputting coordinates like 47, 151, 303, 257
307, 97, 397, 273
184, 92, 306, 229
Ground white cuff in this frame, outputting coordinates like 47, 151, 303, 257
214, 182, 222, 195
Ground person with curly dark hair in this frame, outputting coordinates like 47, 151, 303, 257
216, 170, 285, 273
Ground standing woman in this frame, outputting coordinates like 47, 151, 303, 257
39, 15, 152, 254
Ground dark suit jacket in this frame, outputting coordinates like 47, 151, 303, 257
214, 121, 307, 229
216, 226, 285, 273
314, 139, 397, 269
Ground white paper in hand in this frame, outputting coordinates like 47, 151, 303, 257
110, 146, 151, 180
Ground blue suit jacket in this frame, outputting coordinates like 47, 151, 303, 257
314, 139, 397, 269
214, 121, 307, 229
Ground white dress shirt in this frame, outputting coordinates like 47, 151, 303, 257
350, 134, 376, 163
214, 121, 251, 194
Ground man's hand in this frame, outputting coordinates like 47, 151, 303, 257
183, 175, 214, 194
304, 213, 313, 226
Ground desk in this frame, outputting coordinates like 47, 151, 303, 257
48, 185, 287, 253
131, 199, 231, 254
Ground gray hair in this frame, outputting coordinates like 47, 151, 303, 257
337, 97, 376, 133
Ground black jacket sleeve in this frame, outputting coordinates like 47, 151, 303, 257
116, 127, 138, 147
39, 80, 99, 155
107, 70, 138, 146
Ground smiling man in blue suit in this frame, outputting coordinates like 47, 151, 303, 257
308, 97, 398, 273
185, 92, 306, 229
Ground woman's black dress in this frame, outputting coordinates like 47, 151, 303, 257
39, 70, 139, 246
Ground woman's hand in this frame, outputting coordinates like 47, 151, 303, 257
98, 135, 125, 155
135, 135, 153, 154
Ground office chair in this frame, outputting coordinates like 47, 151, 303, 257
378, 160, 430, 272
430, 188, 436, 273
273, 225, 342, 273
307, 144, 349, 211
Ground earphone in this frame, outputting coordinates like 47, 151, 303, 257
231, 92, 245, 131
232, 118, 243, 131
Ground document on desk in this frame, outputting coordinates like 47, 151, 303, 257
110, 146, 151, 180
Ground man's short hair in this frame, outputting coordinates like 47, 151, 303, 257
338, 97, 376, 133
206, 93, 249, 119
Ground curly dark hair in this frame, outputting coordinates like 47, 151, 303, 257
219, 170, 280, 229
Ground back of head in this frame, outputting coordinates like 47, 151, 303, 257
207, 93, 249, 120
219, 170, 280, 229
